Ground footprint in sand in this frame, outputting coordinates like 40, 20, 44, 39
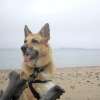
70, 85, 75, 90
97, 83, 100, 87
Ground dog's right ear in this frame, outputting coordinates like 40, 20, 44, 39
39, 23, 50, 41
24, 25, 32, 37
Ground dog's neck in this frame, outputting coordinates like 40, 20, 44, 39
23, 61, 52, 70
22, 57, 54, 75
21, 61, 54, 80
21, 51, 54, 80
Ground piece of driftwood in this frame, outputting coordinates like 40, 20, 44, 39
0, 71, 65, 100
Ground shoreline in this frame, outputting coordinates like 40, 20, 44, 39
0, 65, 100, 70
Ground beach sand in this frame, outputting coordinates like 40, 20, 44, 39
0, 67, 100, 100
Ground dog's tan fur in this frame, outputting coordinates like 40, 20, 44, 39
20, 23, 55, 100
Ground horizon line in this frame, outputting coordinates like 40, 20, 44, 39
0, 47, 100, 50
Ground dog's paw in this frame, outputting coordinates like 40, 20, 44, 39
0, 90, 3, 98
53, 85, 65, 93
52, 85, 65, 99
9, 71, 19, 81
47, 85, 65, 100
42, 85, 65, 100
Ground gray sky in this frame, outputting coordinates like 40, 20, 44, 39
0, 0, 100, 49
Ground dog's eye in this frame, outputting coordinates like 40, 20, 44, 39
24, 40, 27, 43
32, 39, 39, 44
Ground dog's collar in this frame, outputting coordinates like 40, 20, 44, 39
30, 62, 51, 79
34, 62, 51, 72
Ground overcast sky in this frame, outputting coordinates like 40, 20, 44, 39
0, 0, 100, 49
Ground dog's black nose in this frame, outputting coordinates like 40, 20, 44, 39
21, 45, 27, 53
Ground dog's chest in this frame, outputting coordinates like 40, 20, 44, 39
33, 72, 55, 95
33, 81, 55, 96
21, 72, 55, 100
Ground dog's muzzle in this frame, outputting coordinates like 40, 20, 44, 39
21, 45, 39, 59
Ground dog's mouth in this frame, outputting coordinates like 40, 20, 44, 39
21, 45, 39, 63
24, 51, 39, 63
24, 55, 33, 62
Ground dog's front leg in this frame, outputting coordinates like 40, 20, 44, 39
40, 85, 65, 100
0, 71, 26, 100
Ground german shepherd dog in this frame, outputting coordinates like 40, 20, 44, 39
20, 23, 56, 100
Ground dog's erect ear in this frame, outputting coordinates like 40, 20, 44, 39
39, 23, 50, 41
24, 25, 32, 37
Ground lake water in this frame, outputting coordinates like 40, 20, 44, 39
0, 48, 100, 69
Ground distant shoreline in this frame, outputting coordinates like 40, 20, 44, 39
0, 48, 100, 68
0, 47, 100, 50
0, 65, 100, 71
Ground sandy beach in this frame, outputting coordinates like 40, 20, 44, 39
0, 67, 100, 100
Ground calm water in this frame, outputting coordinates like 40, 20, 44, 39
0, 48, 100, 69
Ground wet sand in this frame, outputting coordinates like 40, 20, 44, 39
0, 67, 100, 100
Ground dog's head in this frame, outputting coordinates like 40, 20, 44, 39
21, 23, 51, 67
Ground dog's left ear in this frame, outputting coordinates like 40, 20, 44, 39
39, 23, 50, 41
24, 25, 32, 37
